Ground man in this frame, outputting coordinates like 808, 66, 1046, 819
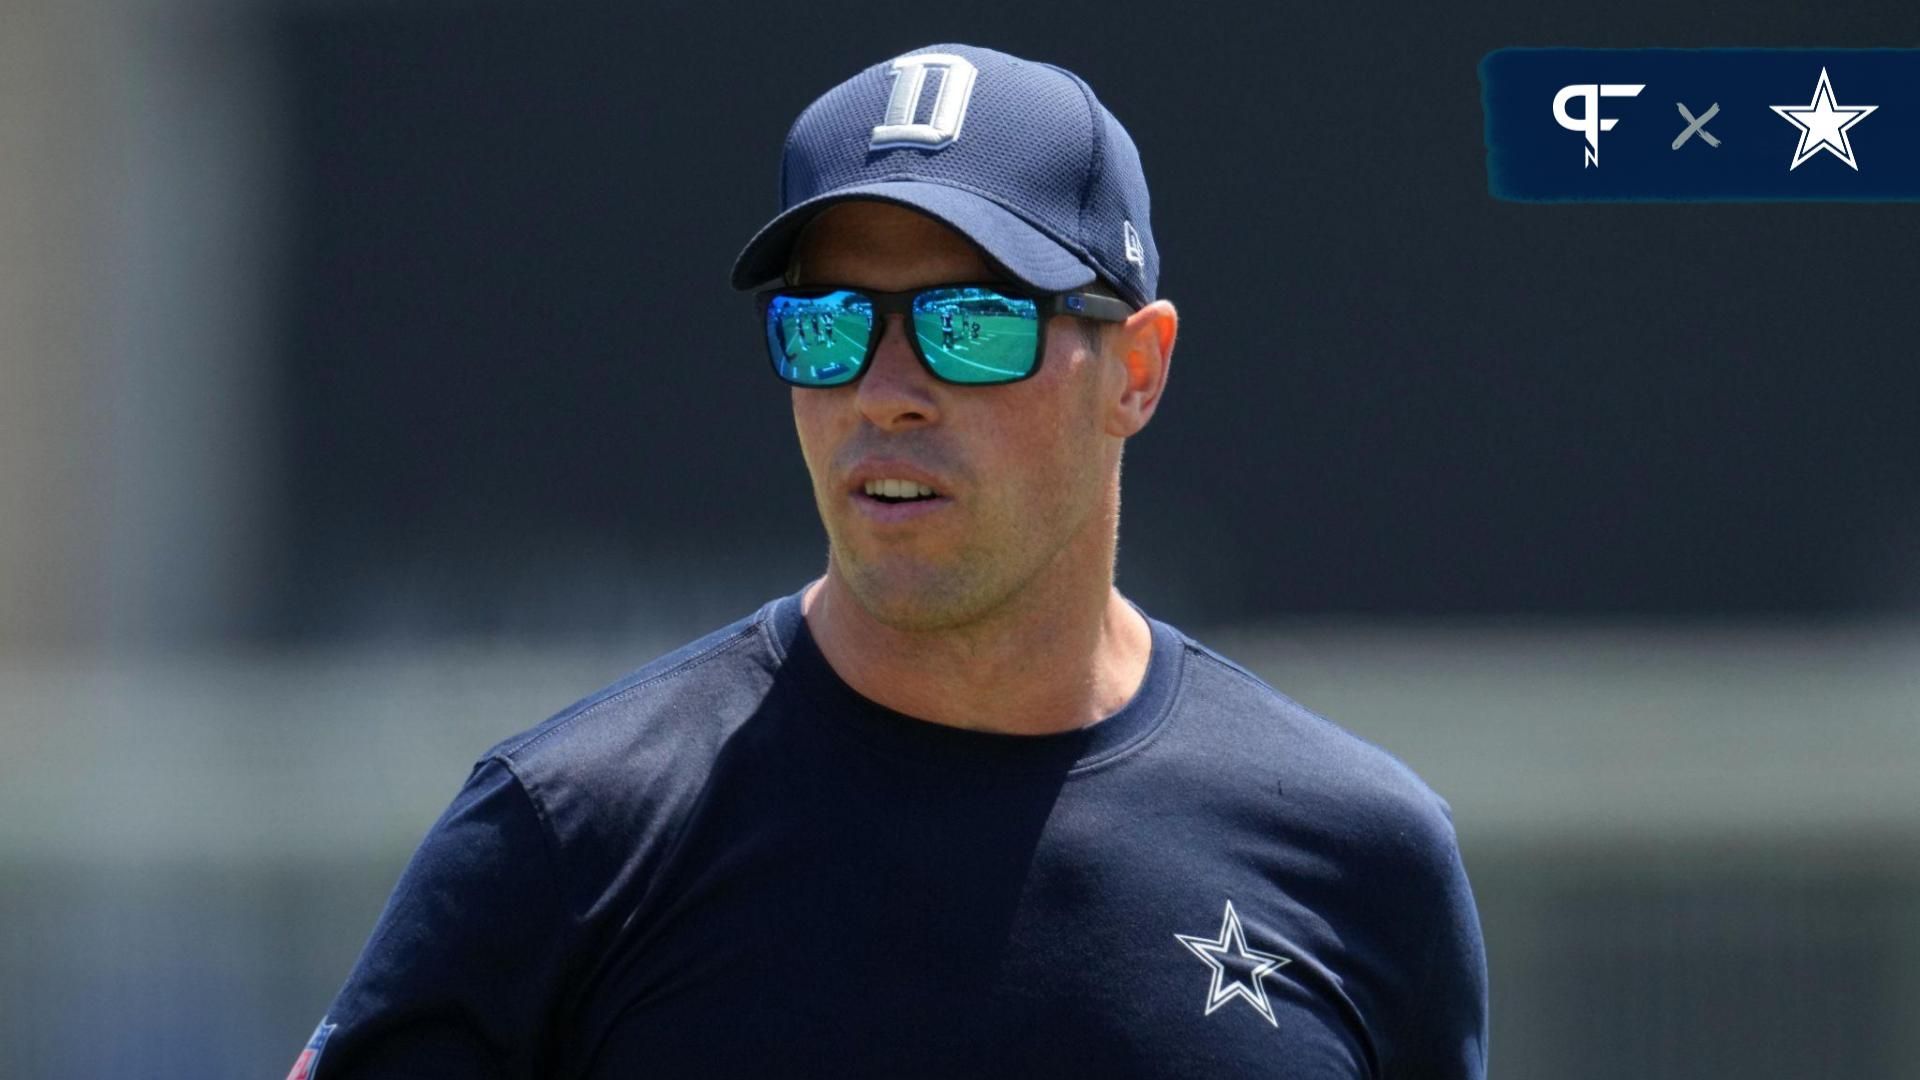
291, 43, 1486, 1079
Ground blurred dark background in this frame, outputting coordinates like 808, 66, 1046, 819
262, 2, 1920, 639
3, 2, 1918, 1078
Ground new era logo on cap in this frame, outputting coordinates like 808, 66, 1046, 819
733, 43, 1160, 310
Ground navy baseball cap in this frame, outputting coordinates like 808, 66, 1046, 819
731, 43, 1159, 310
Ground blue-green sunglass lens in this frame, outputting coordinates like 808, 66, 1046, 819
911, 288, 1041, 384
766, 291, 874, 386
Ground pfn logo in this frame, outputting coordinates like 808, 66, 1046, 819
1553, 83, 1645, 167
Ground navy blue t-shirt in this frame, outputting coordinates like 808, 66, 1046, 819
301, 593, 1487, 1078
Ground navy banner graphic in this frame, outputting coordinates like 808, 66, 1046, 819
1482, 48, 1920, 201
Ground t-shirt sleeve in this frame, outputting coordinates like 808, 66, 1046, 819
1388, 810, 1490, 1080
302, 756, 579, 1079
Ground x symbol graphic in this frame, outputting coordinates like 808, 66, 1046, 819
1673, 102, 1721, 149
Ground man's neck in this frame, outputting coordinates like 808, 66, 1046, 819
800, 572, 1153, 737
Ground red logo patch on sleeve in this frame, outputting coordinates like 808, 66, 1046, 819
285, 1019, 337, 1080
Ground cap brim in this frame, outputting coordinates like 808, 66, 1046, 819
730, 180, 1098, 294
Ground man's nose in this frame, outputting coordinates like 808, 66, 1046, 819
854, 314, 941, 430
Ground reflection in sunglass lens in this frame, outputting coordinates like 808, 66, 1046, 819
911, 288, 1041, 385
765, 290, 875, 386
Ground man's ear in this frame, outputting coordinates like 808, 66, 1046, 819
1105, 300, 1178, 438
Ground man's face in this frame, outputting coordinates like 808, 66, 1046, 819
789, 201, 1120, 632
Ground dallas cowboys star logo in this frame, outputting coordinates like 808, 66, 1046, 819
1174, 899, 1291, 1027
1770, 67, 1877, 171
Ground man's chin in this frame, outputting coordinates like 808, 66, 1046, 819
832, 557, 1001, 634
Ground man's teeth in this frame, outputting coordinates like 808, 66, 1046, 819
863, 479, 936, 499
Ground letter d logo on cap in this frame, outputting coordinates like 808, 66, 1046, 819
870, 53, 978, 150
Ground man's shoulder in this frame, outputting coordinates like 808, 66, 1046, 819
479, 600, 787, 794
1164, 625, 1460, 849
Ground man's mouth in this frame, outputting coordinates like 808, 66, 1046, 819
862, 478, 940, 504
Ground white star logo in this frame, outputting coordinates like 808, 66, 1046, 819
1174, 900, 1291, 1027
1770, 68, 1877, 171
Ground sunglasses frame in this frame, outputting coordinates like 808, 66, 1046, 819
756, 283, 1135, 388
